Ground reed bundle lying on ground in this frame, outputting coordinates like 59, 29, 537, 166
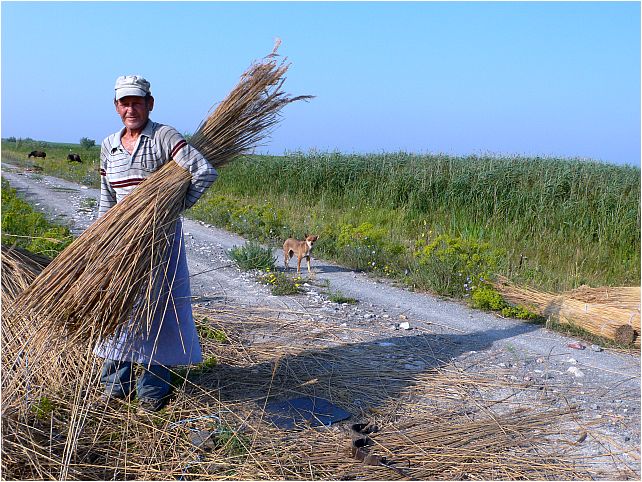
11, 45, 311, 345
1, 244, 51, 305
3, 303, 627, 480
566, 285, 640, 311
494, 278, 641, 347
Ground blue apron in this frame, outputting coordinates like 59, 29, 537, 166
94, 218, 202, 366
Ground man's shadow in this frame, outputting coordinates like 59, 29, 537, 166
185, 322, 539, 415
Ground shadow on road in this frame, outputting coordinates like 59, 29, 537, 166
186, 322, 539, 414
276, 262, 355, 275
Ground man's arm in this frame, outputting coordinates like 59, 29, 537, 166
98, 141, 117, 217
163, 128, 218, 209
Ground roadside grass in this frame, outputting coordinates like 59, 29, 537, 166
1, 139, 100, 187
227, 241, 275, 271
1, 178, 73, 257
6, 138, 637, 295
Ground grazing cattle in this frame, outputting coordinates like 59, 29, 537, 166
28, 150, 46, 159
67, 153, 82, 163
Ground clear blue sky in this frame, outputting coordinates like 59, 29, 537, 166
2, 1, 640, 165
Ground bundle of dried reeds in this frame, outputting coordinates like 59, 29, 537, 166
566, 285, 640, 311
9, 161, 192, 345
493, 278, 641, 347
11, 44, 311, 345
1, 244, 50, 305
190, 40, 312, 163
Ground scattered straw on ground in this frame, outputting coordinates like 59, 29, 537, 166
2, 302, 638, 480
1, 244, 51, 305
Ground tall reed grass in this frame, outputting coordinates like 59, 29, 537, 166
192, 151, 640, 292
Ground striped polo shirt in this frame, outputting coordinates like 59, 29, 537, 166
99, 120, 218, 217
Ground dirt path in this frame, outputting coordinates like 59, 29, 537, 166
2, 164, 640, 477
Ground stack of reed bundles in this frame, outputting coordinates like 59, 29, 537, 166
494, 277, 640, 347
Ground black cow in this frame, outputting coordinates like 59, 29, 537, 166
67, 153, 82, 163
28, 150, 46, 159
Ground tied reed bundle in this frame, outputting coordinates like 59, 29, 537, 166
12, 44, 312, 345
10, 164, 191, 344
494, 278, 641, 347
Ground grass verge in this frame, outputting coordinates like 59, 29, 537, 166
1, 178, 73, 257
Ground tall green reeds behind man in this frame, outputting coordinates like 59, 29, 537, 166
190, 152, 640, 293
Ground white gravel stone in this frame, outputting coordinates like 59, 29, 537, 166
567, 366, 585, 378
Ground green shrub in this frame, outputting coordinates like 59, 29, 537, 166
471, 285, 539, 320
413, 234, 499, 297
31, 396, 55, 420
327, 290, 357, 304
173, 356, 219, 384
258, 270, 303, 295
500, 305, 539, 320
334, 222, 405, 272
470, 286, 506, 311
196, 320, 228, 343
228, 241, 275, 271
213, 424, 250, 456
79, 137, 96, 149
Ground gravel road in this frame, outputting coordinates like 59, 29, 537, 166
2, 164, 640, 477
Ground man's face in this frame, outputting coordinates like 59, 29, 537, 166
115, 95, 154, 131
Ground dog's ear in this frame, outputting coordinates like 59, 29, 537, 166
304, 233, 309, 238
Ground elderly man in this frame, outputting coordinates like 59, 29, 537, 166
94, 75, 218, 412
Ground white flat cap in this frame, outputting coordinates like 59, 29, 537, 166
114, 75, 151, 100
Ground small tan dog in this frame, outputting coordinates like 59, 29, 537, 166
283, 234, 319, 274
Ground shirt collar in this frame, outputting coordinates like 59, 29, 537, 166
111, 119, 155, 153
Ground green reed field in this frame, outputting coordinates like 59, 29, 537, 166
2, 139, 639, 296
190, 151, 640, 294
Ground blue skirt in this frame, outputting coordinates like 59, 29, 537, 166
94, 219, 202, 366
